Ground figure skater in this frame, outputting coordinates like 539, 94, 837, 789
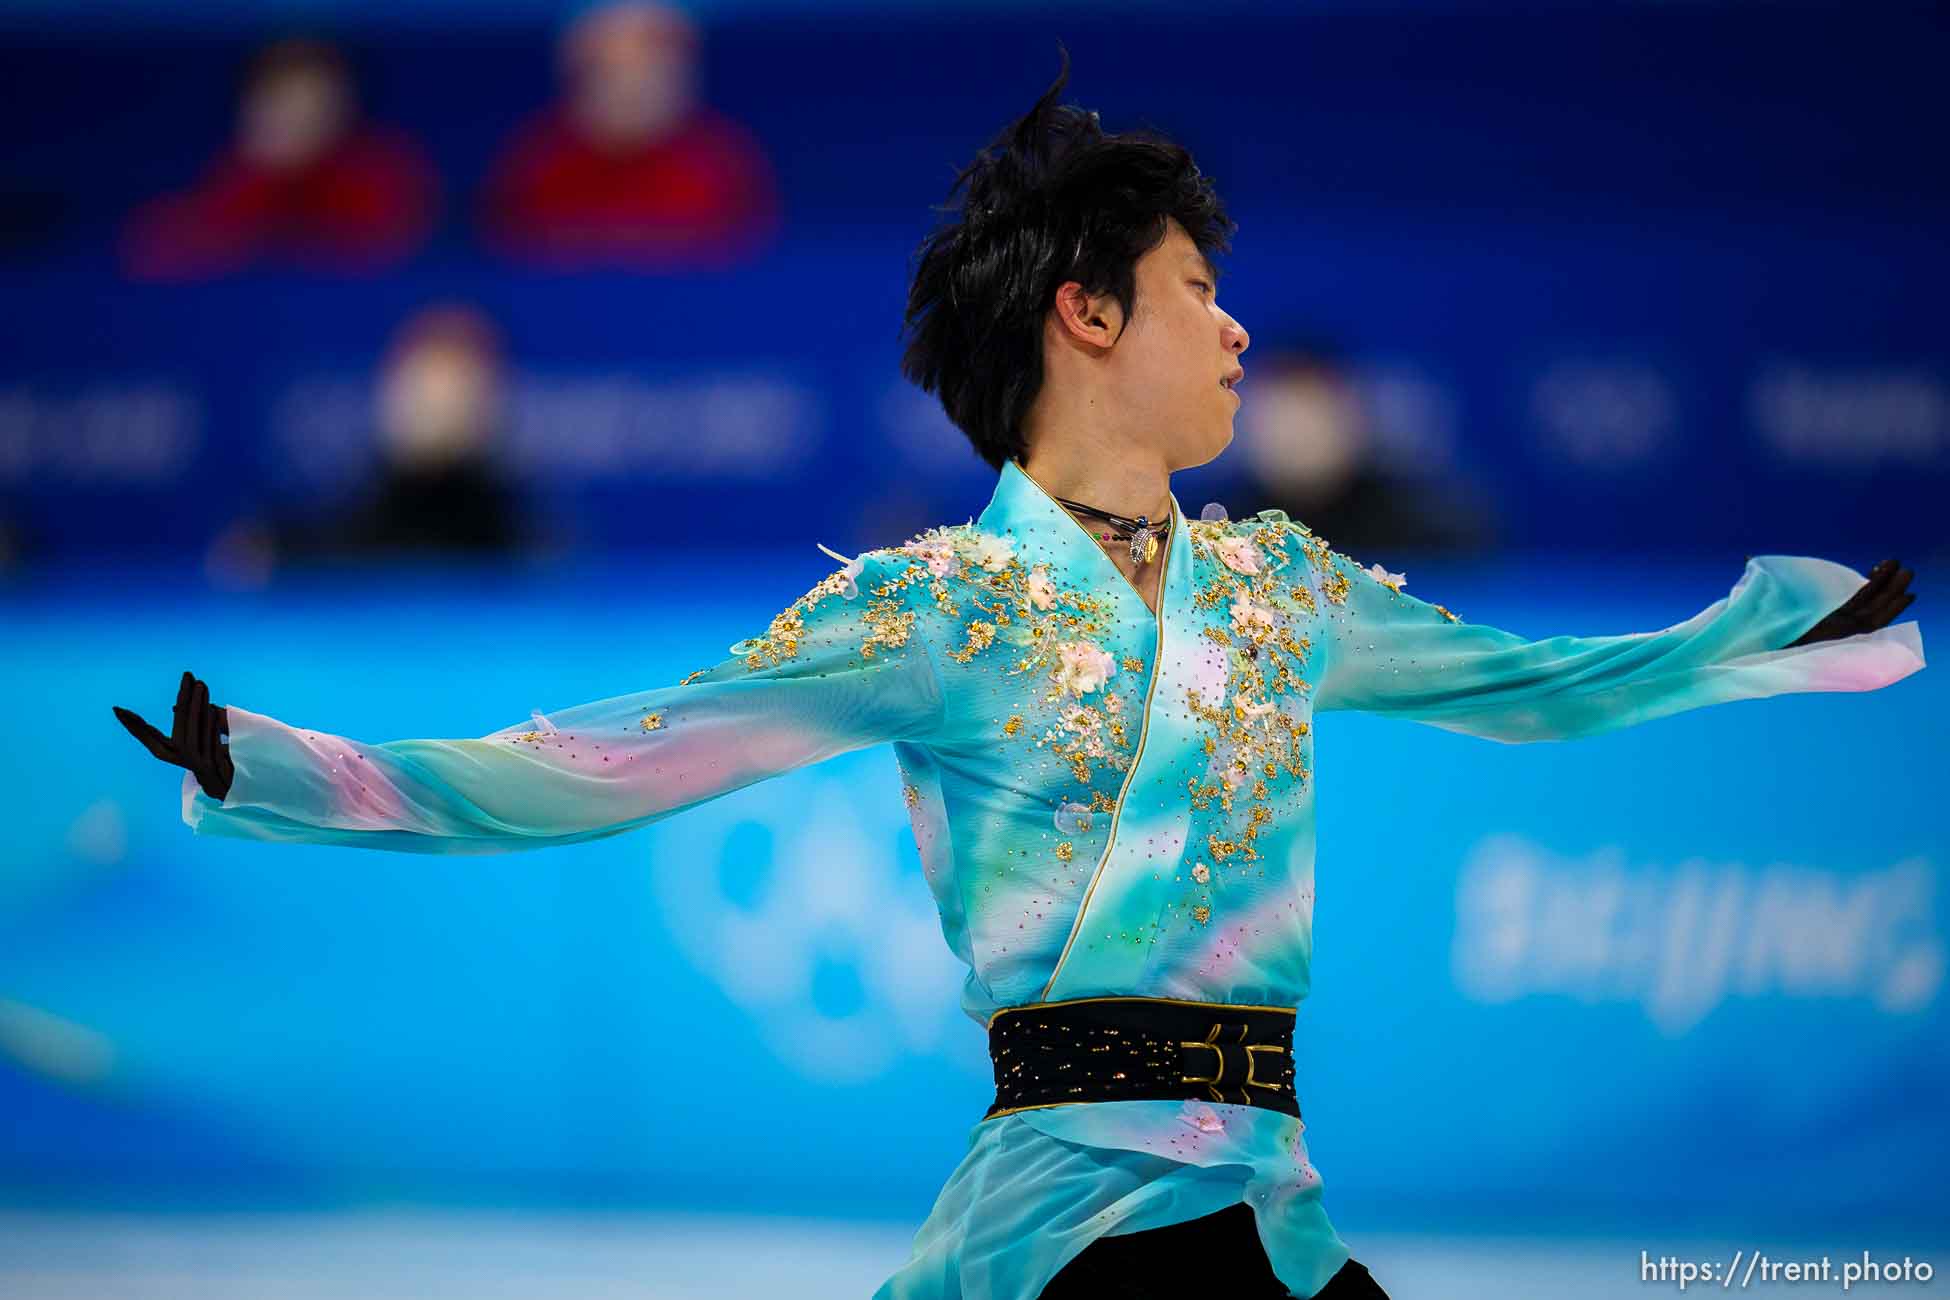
117, 54, 1922, 1300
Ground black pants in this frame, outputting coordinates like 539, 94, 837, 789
1037, 1202, 1392, 1299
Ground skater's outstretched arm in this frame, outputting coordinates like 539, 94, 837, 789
1296, 530, 1925, 743
115, 553, 944, 853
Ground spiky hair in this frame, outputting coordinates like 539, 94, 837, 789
899, 50, 1236, 470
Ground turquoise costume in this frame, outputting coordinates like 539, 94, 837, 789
182, 458, 1926, 1299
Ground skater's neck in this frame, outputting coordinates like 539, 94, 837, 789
1016, 441, 1173, 526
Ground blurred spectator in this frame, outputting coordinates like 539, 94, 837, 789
480, 1, 779, 271
120, 37, 438, 281
1234, 343, 1496, 555
207, 305, 530, 586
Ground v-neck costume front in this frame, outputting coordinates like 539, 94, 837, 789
180, 457, 1927, 1300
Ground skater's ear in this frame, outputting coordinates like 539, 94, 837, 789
1050, 279, 1125, 352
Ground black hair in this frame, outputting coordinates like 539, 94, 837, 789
899, 49, 1236, 471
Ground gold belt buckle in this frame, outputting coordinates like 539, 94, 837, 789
1177, 1021, 1289, 1104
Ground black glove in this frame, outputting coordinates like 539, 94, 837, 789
114, 670, 233, 801
1787, 558, 1916, 648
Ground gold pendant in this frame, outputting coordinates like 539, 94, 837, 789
1143, 534, 1160, 564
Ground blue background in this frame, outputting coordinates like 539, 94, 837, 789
1, 5, 1947, 558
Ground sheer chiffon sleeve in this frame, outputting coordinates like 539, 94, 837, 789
180, 552, 943, 853
1300, 535, 1925, 744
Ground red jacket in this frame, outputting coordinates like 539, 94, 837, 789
121, 124, 438, 281
481, 105, 779, 270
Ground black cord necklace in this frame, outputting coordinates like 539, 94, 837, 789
1055, 495, 1171, 565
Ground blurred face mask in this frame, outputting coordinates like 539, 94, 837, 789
568, 37, 694, 147
1238, 369, 1367, 501
377, 345, 500, 471
238, 68, 351, 170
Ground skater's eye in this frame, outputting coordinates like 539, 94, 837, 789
1189, 279, 1211, 295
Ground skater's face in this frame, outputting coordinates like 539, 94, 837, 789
1081, 220, 1251, 470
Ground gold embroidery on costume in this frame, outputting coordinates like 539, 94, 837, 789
740, 605, 807, 669
949, 619, 998, 663
728, 546, 941, 674
892, 521, 1138, 800
860, 597, 918, 659
1168, 516, 1335, 927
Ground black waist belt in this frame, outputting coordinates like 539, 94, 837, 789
984, 995, 1299, 1121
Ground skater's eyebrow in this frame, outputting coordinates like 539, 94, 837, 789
1185, 251, 1221, 287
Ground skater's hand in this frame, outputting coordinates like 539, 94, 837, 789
1787, 558, 1916, 648
114, 671, 233, 801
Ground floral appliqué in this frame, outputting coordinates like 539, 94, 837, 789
1364, 561, 1407, 593
1170, 515, 1329, 930
888, 522, 1140, 795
